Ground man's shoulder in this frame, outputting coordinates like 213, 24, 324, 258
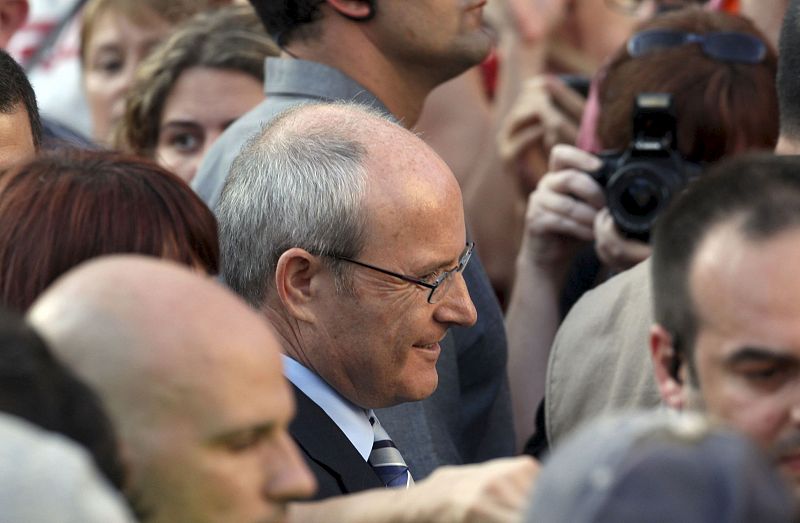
546, 259, 659, 444
192, 58, 390, 208
563, 258, 651, 331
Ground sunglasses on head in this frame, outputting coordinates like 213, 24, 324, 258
627, 30, 767, 64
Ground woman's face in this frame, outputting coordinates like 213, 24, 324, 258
155, 67, 265, 183
83, 8, 171, 145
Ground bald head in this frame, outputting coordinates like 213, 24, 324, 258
27, 255, 314, 523
27, 256, 283, 432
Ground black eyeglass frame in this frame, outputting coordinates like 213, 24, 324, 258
626, 29, 768, 64
330, 242, 475, 304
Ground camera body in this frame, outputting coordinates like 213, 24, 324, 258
592, 93, 701, 242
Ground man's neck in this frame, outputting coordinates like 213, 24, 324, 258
283, 29, 435, 129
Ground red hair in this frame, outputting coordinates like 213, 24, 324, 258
0, 149, 219, 311
598, 7, 778, 162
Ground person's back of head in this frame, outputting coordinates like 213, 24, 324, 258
0, 149, 219, 312
248, 0, 333, 45
598, 7, 778, 163
0, 48, 42, 160
0, 413, 135, 523
0, 307, 125, 490
526, 411, 796, 523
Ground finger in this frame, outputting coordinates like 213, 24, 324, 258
527, 211, 595, 241
549, 143, 603, 172
539, 169, 606, 210
547, 76, 588, 121
542, 115, 579, 151
499, 124, 545, 165
594, 210, 652, 268
535, 188, 598, 227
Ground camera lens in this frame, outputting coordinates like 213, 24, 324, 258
606, 162, 679, 240
620, 177, 660, 216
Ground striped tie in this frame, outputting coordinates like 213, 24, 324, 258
368, 413, 414, 488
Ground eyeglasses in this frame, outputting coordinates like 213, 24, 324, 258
331, 242, 474, 304
627, 30, 767, 64
605, 0, 703, 15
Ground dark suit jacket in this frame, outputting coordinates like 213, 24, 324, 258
289, 385, 383, 500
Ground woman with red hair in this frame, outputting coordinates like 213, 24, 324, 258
0, 149, 219, 312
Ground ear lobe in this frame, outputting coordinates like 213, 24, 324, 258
325, 0, 374, 21
0, 0, 28, 48
274, 248, 325, 323
650, 323, 686, 410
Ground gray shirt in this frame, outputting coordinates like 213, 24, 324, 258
194, 58, 514, 478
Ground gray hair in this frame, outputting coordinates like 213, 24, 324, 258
217, 102, 379, 308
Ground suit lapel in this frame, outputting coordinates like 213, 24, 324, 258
289, 384, 383, 494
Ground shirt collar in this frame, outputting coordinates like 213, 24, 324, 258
264, 57, 393, 118
281, 355, 374, 460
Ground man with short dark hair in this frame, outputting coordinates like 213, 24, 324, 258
649, 153, 800, 497
195, 0, 514, 478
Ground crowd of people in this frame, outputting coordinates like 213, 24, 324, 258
0, 0, 798, 521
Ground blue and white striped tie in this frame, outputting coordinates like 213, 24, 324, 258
368, 413, 414, 488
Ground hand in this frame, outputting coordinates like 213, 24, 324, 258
288, 457, 539, 523
593, 208, 652, 271
499, 75, 586, 194
520, 144, 604, 271
408, 456, 540, 523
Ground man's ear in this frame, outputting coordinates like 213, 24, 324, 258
650, 323, 686, 410
274, 248, 326, 323
325, 0, 374, 21
0, 0, 29, 48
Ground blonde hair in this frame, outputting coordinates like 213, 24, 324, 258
79, 0, 232, 62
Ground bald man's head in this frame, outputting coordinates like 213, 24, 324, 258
218, 103, 475, 409
27, 256, 315, 523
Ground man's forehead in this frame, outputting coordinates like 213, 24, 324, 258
689, 223, 800, 350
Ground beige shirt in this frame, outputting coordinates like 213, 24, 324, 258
545, 259, 663, 446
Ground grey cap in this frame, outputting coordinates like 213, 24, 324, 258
0, 413, 135, 523
526, 410, 797, 523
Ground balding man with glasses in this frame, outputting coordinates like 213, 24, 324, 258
216, 102, 481, 499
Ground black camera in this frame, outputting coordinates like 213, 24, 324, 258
592, 93, 701, 242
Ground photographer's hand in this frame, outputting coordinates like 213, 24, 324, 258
593, 208, 652, 271
498, 76, 586, 195
521, 144, 604, 274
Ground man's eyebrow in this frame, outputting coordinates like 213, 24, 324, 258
209, 421, 277, 444
724, 347, 799, 367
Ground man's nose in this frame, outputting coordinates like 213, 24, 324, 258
264, 431, 317, 501
434, 272, 477, 327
